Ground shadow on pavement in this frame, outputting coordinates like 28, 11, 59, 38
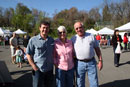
122, 50, 130, 53
119, 61, 130, 66
10, 70, 56, 87
10, 70, 31, 75
13, 73, 32, 87
100, 79, 130, 87
0, 50, 3, 52
9, 70, 32, 87
0, 72, 32, 87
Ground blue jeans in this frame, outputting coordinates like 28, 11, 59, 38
124, 43, 127, 50
107, 39, 110, 46
75, 58, 98, 87
97, 40, 100, 47
56, 68, 74, 87
32, 70, 54, 87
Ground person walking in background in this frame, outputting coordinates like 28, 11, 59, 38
9, 33, 18, 64
107, 35, 111, 46
15, 46, 23, 68
123, 33, 128, 51
0, 36, 4, 46
71, 21, 103, 87
26, 21, 54, 87
112, 30, 123, 67
54, 26, 74, 87
5, 35, 9, 45
96, 33, 101, 46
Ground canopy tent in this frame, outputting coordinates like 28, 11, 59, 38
116, 22, 130, 31
0, 28, 5, 35
4, 30, 12, 34
86, 28, 98, 35
98, 27, 114, 35
0, 28, 12, 37
14, 29, 27, 34
119, 32, 126, 39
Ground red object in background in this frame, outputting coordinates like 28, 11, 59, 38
96, 35, 101, 40
123, 36, 128, 43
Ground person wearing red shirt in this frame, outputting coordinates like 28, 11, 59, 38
96, 33, 101, 46
123, 33, 128, 50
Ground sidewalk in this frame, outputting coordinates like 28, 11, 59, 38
0, 46, 32, 87
0, 45, 130, 87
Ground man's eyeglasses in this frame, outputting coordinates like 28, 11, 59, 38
59, 31, 66, 34
75, 27, 83, 30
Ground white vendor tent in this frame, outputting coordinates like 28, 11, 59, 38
0, 28, 5, 35
116, 22, 130, 31
3, 30, 12, 37
86, 28, 98, 35
119, 32, 126, 39
4, 30, 12, 34
98, 27, 114, 35
0, 28, 12, 37
14, 29, 27, 34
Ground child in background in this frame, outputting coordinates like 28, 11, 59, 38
15, 46, 23, 68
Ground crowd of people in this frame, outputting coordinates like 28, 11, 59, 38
9, 33, 30, 68
95, 31, 129, 68
95, 32, 129, 50
0, 35, 10, 46
96, 34, 111, 46
2, 20, 129, 87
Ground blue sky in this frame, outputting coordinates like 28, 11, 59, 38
0, 0, 121, 17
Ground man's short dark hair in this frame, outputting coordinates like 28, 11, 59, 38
39, 21, 50, 27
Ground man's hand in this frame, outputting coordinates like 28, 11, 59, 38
32, 64, 38, 71
26, 54, 38, 71
98, 60, 103, 70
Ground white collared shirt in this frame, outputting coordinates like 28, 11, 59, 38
71, 32, 98, 60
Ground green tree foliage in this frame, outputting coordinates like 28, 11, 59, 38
11, 3, 33, 33
102, 0, 130, 28
32, 11, 51, 35
53, 7, 96, 36
88, 8, 101, 22
0, 7, 5, 27
1, 0, 130, 37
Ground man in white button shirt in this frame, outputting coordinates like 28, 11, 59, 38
10, 33, 18, 64
71, 21, 103, 87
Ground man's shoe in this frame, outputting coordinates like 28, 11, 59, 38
114, 64, 119, 67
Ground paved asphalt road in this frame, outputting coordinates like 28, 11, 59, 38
0, 45, 130, 87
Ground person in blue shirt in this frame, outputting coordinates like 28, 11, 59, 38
26, 21, 54, 87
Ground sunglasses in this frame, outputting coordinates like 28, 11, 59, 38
59, 31, 66, 34
75, 27, 83, 30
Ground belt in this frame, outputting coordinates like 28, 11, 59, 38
77, 57, 94, 62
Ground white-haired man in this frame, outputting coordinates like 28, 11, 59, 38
71, 21, 103, 87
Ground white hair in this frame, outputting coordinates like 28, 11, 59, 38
57, 26, 67, 32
